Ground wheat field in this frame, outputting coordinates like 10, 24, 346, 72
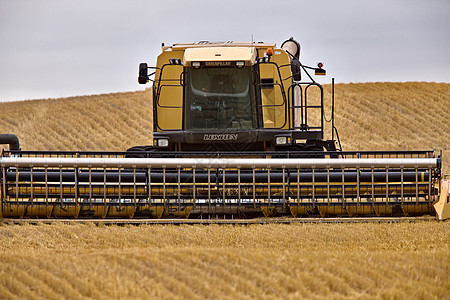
0, 90, 154, 151
0, 82, 448, 172
0, 222, 449, 299
0, 82, 449, 299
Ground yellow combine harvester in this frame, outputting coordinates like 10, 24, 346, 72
1, 37, 448, 219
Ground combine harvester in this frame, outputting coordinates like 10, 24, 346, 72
1, 37, 448, 220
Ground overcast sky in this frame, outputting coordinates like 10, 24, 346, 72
0, 0, 449, 102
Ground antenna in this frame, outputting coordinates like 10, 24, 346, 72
251, 34, 254, 54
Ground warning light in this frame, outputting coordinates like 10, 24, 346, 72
266, 48, 273, 56
315, 62, 326, 76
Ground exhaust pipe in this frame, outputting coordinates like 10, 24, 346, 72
0, 134, 20, 151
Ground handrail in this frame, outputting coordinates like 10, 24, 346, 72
1, 156, 439, 169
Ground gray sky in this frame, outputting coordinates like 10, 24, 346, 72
0, 0, 449, 102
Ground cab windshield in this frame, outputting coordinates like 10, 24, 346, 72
184, 66, 257, 131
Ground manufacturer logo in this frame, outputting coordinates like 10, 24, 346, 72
203, 134, 238, 141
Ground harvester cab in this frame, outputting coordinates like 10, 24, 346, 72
136, 37, 336, 153
0, 37, 446, 220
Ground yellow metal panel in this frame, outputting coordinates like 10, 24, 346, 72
155, 50, 184, 131
81, 206, 108, 218
434, 179, 450, 220
2, 204, 52, 218
52, 205, 81, 218
2, 204, 27, 218
157, 84, 183, 131
259, 48, 292, 129
272, 48, 292, 129
289, 205, 314, 217
261, 206, 279, 217
107, 206, 136, 218
152, 206, 165, 218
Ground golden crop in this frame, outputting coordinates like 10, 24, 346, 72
0, 90, 153, 151
0, 222, 448, 299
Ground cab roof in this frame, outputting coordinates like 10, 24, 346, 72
167, 41, 276, 51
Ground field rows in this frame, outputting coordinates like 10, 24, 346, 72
331, 83, 449, 155
0, 90, 153, 151
0, 222, 449, 299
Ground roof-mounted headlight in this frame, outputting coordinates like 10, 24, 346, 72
236, 61, 245, 68
192, 61, 201, 68
257, 57, 270, 64
169, 58, 182, 65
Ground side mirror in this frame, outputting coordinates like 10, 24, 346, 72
138, 63, 148, 84
291, 58, 301, 81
